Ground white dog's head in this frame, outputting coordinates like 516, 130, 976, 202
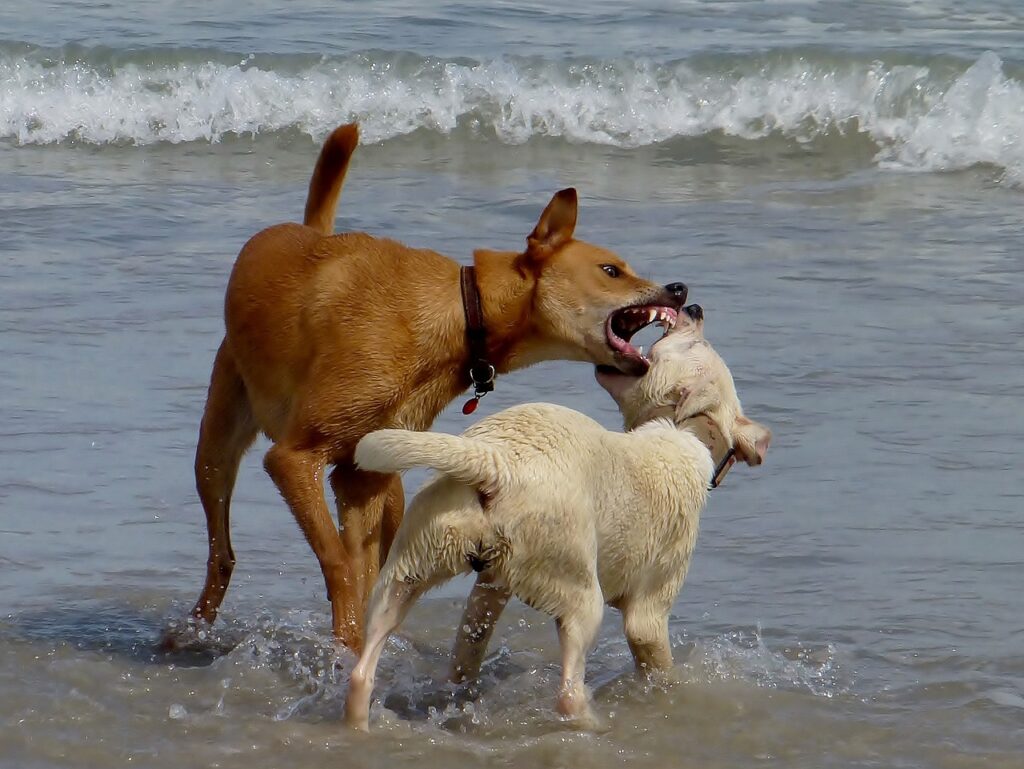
596, 303, 770, 485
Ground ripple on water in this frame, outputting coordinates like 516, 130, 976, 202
2, 597, 1021, 766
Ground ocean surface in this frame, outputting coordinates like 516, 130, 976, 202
2, 2, 1022, 767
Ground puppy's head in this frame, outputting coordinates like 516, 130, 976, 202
596, 304, 770, 480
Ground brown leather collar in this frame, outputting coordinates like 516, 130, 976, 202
678, 413, 737, 489
460, 265, 495, 414
639, 410, 736, 490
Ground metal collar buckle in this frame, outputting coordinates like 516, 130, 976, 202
460, 265, 496, 415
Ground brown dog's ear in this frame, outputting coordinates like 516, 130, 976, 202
525, 188, 577, 259
733, 415, 771, 466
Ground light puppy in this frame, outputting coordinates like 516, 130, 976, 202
345, 304, 770, 728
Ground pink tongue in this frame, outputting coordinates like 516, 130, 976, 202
609, 334, 637, 356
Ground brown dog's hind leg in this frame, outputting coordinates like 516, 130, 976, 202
329, 465, 396, 642
190, 341, 258, 626
378, 472, 405, 568
450, 574, 511, 683
264, 445, 360, 649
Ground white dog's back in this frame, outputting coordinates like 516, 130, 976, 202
357, 403, 713, 609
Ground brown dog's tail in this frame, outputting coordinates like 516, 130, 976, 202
303, 123, 359, 236
355, 429, 509, 492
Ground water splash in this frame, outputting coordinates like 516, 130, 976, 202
682, 624, 851, 699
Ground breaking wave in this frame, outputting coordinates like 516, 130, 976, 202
2, 43, 1022, 181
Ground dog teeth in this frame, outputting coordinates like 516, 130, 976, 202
637, 345, 645, 357
653, 308, 676, 328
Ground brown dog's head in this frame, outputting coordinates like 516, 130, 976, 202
597, 303, 770, 482
486, 189, 687, 375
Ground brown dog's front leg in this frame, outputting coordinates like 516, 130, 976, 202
264, 445, 361, 650
450, 573, 512, 683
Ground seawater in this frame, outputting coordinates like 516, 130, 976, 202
1, 2, 1022, 768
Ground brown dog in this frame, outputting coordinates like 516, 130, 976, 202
181, 123, 688, 652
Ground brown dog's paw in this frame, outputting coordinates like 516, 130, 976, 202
155, 618, 236, 660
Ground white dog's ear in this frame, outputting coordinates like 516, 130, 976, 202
733, 415, 771, 466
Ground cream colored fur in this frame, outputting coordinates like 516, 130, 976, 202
344, 308, 770, 730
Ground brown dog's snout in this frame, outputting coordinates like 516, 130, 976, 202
684, 303, 703, 321
665, 282, 688, 304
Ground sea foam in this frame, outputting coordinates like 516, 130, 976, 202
1, 46, 1021, 182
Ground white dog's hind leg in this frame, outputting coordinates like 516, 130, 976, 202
622, 598, 673, 676
344, 579, 425, 730
450, 573, 512, 683
553, 582, 604, 726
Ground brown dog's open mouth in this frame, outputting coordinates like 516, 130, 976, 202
605, 305, 678, 373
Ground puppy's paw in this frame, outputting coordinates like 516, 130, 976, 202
556, 706, 608, 734
343, 711, 371, 732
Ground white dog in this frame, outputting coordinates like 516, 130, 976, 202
344, 304, 770, 729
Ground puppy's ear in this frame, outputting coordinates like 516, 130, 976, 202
733, 415, 771, 466
525, 188, 577, 260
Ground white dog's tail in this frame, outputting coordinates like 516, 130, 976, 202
355, 429, 508, 490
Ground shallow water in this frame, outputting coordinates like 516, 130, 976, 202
2, 2, 1023, 768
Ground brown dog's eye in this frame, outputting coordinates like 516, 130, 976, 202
601, 264, 620, 278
